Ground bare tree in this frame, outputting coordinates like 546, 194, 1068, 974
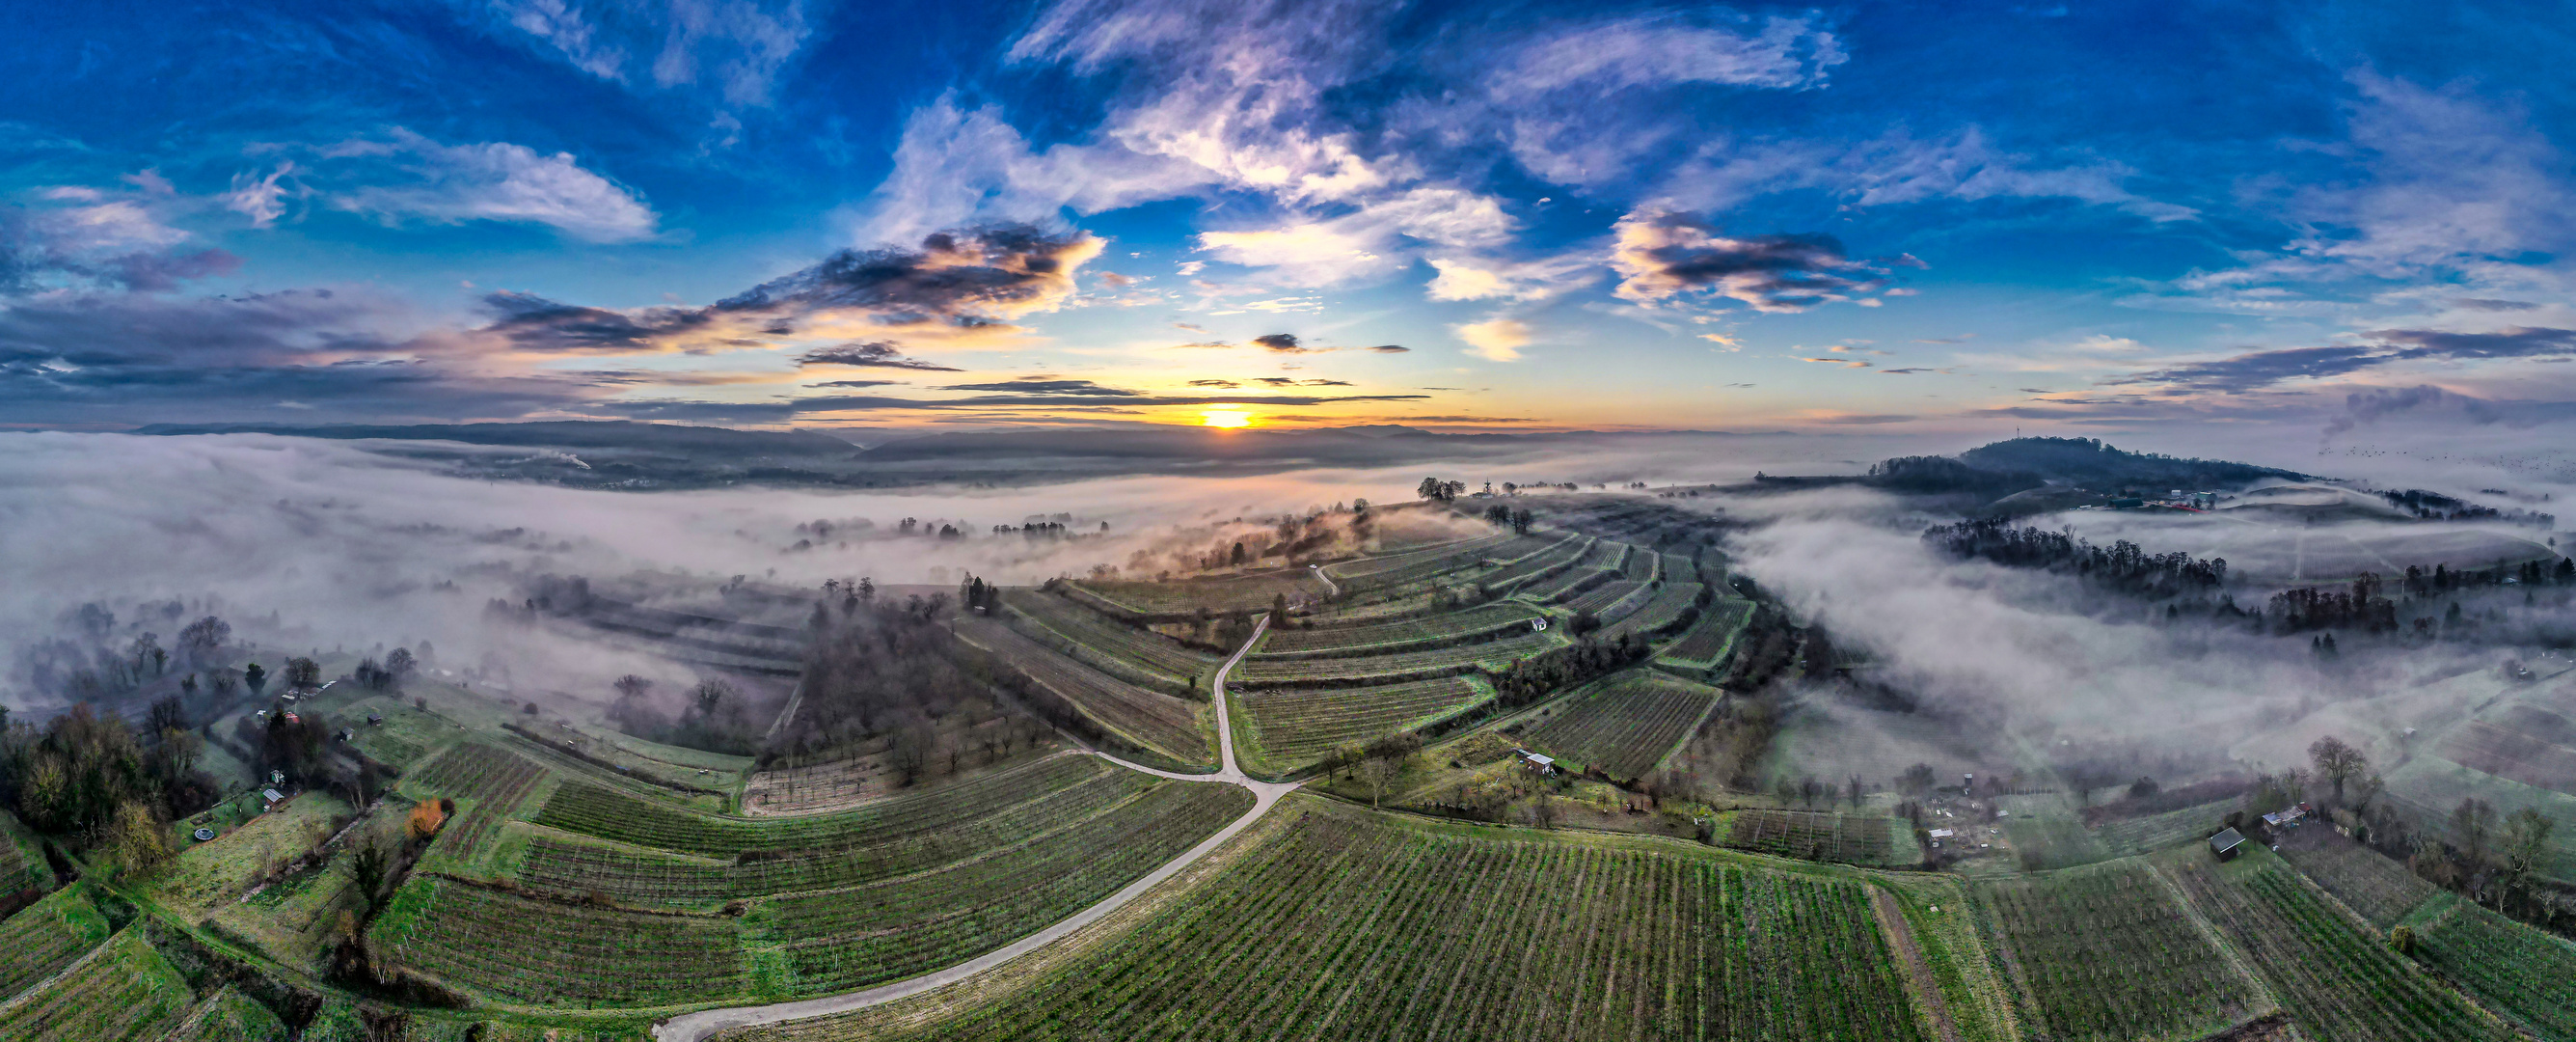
2308, 735, 2368, 806
1359, 754, 1404, 809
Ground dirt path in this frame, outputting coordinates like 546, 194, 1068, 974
653, 616, 1292, 1042
1867, 885, 1963, 1042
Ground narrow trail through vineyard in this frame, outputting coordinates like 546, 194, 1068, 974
655, 616, 1295, 1042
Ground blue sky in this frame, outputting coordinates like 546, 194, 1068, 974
4, 0, 2574, 437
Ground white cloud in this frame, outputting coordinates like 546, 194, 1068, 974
222, 163, 299, 228
485, 0, 812, 107
2147, 73, 2575, 314
1489, 12, 1844, 100
853, 97, 1211, 245
1651, 127, 2195, 222
328, 130, 660, 243
1455, 316, 1530, 361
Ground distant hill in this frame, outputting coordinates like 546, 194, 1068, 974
1863, 437, 2307, 510
138, 420, 860, 456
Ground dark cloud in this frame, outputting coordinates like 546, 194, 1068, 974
1612, 211, 1888, 313
1878, 368, 1937, 374
1170, 341, 1235, 348
480, 290, 712, 352
1250, 377, 1352, 387
2452, 298, 2540, 312
2106, 345, 2385, 392
102, 249, 241, 293
0, 290, 600, 425
806, 378, 901, 388
796, 342, 963, 371
937, 378, 1142, 398
2366, 325, 2576, 360
1187, 378, 1239, 388
715, 224, 1098, 325
1366, 344, 1408, 352
2109, 326, 2576, 393
584, 399, 802, 424
1253, 333, 1303, 352
1811, 414, 1914, 425
791, 391, 1429, 413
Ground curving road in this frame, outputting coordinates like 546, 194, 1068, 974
656, 616, 1293, 1042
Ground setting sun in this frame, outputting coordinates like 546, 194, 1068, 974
1201, 408, 1252, 428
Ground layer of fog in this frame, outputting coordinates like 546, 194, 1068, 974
0, 429, 1929, 718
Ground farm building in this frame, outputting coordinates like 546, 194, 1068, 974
2209, 827, 2245, 861
2260, 803, 2314, 829
1515, 749, 1557, 775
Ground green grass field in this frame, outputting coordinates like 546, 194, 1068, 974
159, 985, 290, 1042
2090, 797, 2237, 858
727, 798, 1931, 1042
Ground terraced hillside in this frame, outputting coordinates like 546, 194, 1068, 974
1003, 588, 1213, 696
1253, 602, 1543, 658
957, 617, 1214, 768
1232, 629, 1561, 688
1071, 570, 1328, 617
1600, 581, 1704, 642
1518, 672, 1722, 782
1236, 676, 1491, 775
1657, 597, 1755, 673
373, 754, 1252, 1007
725, 799, 1932, 1042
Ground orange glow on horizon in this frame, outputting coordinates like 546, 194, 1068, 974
1201, 408, 1252, 428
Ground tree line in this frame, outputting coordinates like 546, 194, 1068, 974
1925, 518, 2229, 595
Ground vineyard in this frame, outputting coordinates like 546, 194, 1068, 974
1562, 579, 1648, 620
1478, 535, 1589, 590
1521, 563, 1615, 604
160, 985, 289, 1042
1518, 673, 1721, 782
1003, 590, 1211, 696
1722, 810, 1900, 866
1600, 582, 1703, 642
0, 811, 49, 904
2409, 898, 2576, 1041
1237, 677, 1489, 772
404, 742, 550, 870
1231, 630, 1560, 688
1072, 571, 1327, 617
758, 782, 1251, 994
1326, 533, 1521, 590
1658, 598, 1755, 671
390, 774, 1250, 1006
728, 802, 1930, 1042
0, 928, 195, 1040
1254, 603, 1542, 658
0, 885, 110, 1001
370, 874, 748, 1007
957, 618, 1214, 766
2160, 850, 2519, 1042
532, 754, 1116, 859
519, 760, 1159, 902
1622, 548, 1659, 581
1972, 863, 2262, 1042
2271, 828, 2437, 927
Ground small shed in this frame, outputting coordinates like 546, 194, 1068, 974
1515, 749, 1557, 775
2210, 827, 2246, 861
260, 787, 287, 809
